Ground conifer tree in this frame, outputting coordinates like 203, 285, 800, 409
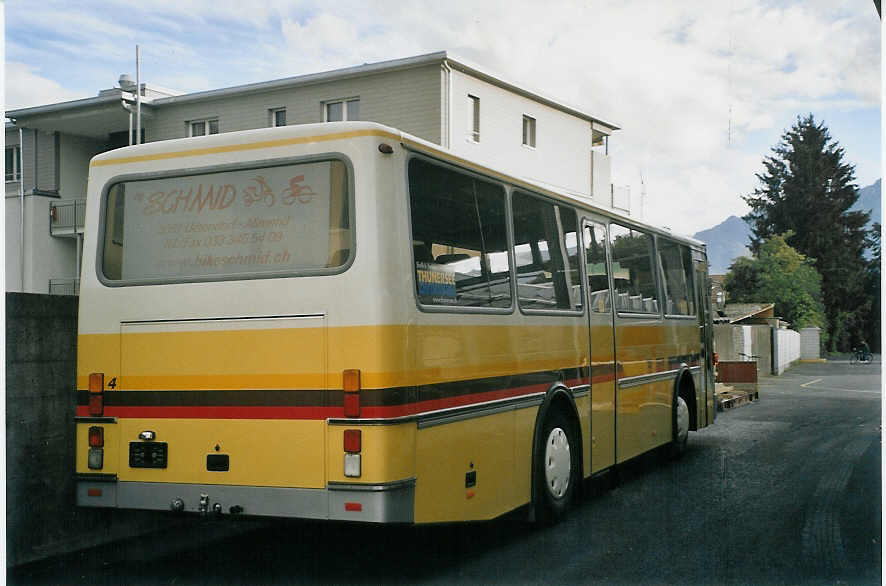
743, 114, 870, 351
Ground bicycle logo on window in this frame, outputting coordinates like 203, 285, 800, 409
282, 175, 317, 204
242, 175, 318, 207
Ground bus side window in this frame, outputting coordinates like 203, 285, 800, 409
511, 191, 582, 312
408, 158, 511, 309
658, 239, 695, 316
609, 223, 660, 315
583, 222, 610, 313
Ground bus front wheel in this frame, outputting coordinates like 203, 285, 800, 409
535, 408, 578, 524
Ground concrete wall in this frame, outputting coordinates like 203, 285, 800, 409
800, 327, 821, 359
5, 196, 78, 293
148, 64, 442, 145
59, 134, 106, 200
774, 328, 801, 375
5, 293, 183, 567
713, 323, 773, 375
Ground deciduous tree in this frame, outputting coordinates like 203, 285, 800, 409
724, 233, 826, 333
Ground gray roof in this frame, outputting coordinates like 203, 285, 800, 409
8, 51, 619, 131
722, 303, 775, 323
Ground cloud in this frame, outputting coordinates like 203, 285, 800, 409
5, 0, 880, 233
5, 62, 86, 110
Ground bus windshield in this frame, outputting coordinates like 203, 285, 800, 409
101, 159, 351, 283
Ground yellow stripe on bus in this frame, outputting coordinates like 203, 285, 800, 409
89, 129, 402, 167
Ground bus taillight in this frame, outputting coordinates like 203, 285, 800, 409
88, 373, 104, 417
88, 426, 104, 447
343, 429, 361, 453
87, 425, 104, 470
343, 369, 361, 418
343, 429, 361, 478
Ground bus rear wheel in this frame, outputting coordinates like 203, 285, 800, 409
670, 394, 690, 459
535, 408, 578, 524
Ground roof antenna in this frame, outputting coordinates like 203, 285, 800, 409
639, 168, 647, 221
727, 1, 734, 147
136, 44, 142, 145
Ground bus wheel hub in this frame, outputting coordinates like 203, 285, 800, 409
544, 427, 571, 498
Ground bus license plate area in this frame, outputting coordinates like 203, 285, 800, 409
129, 442, 168, 468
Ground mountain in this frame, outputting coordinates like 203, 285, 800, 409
853, 178, 881, 227
693, 179, 880, 273
693, 215, 751, 275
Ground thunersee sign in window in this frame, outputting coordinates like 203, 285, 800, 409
102, 160, 351, 283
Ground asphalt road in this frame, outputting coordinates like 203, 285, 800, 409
11, 360, 881, 585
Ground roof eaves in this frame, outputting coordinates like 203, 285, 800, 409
8, 93, 138, 120
152, 51, 450, 106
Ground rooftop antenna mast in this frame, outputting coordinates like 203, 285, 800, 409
136, 45, 142, 145
639, 168, 647, 221
727, 2, 734, 147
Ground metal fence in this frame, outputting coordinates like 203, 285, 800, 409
49, 199, 86, 234
48, 278, 80, 296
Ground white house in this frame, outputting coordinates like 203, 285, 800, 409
6, 51, 628, 295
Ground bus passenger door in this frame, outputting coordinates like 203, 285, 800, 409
582, 219, 616, 473
693, 253, 715, 425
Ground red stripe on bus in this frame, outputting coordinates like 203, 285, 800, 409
74, 382, 554, 419
72, 364, 691, 420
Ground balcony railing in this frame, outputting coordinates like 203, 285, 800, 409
48, 278, 80, 296
49, 199, 86, 236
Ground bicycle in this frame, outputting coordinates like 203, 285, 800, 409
850, 348, 872, 364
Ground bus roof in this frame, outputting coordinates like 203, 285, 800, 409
89, 121, 705, 250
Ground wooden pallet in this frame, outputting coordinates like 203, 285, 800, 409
715, 383, 759, 411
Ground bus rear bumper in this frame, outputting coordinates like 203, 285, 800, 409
76, 478, 415, 523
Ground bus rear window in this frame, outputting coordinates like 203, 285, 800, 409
101, 160, 351, 283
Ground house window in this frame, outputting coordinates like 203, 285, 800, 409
325, 98, 360, 122
189, 119, 219, 137
270, 108, 287, 127
468, 95, 480, 142
522, 115, 536, 147
5, 145, 21, 182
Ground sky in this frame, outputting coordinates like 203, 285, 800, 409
4, 0, 882, 236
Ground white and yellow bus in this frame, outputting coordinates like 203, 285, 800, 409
75, 121, 715, 524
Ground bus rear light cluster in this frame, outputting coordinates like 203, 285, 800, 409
88, 372, 104, 416
343, 429, 361, 478
343, 369, 361, 418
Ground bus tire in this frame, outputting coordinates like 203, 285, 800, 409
670, 394, 690, 459
535, 407, 578, 525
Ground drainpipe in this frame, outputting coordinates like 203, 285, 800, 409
19, 126, 24, 292
76, 233, 82, 294
121, 100, 134, 145
441, 60, 452, 149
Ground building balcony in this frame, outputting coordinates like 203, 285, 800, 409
48, 278, 79, 296
49, 199, 86, 237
